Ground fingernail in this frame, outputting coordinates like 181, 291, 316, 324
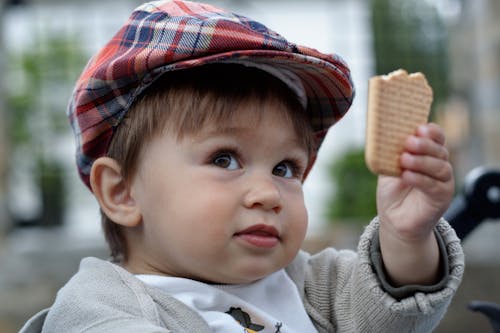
418, 124, 428, 135
408, 135, 419, 145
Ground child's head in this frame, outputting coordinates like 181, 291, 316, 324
68, 0, 354, 281
96, 64, 314, 283
101, 64, 315, 266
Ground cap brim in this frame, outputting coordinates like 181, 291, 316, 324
135, 49, 355, 134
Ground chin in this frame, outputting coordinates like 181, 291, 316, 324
202, 268, 277, 285
232, 264, 285, 284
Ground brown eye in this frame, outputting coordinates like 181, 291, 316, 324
212, 153, 240, 170
273, 162, 293, 178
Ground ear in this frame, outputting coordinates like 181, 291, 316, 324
90, 157, 141, 227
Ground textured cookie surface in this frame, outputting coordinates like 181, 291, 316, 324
365, 69, 433, 176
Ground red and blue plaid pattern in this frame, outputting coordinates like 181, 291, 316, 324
68, 0, 355, 188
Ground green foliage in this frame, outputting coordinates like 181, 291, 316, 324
326, 148, 378, 223
6, 37, 86, 146
370, 0, 450, 113
6, 93, 35, 144
5, 36, 87, 226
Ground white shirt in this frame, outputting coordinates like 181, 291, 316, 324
136, 269, 319, 333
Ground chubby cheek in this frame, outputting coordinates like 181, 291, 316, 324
288, 205, 308, 247
169, 185, 235, 240
282, 192, 308, 252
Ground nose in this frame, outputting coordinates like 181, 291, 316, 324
243, 173, 282, 214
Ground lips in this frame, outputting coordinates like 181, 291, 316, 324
234, 224, 280, 248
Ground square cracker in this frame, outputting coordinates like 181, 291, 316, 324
365, 69, 433, 176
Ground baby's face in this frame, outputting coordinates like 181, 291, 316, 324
126, 99, 309, 284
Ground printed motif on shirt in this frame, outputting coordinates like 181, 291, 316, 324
226, 307, 283, 333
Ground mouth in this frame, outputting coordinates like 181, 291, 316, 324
234, 224, 280, 249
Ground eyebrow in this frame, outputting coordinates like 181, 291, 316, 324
192, 125, 305, 149
192, 125, 254, 140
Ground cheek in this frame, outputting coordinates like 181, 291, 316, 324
284, 191, 308, 239
164, 180, 237, 232
185, 177, 238, 213
293, 206, 308, 239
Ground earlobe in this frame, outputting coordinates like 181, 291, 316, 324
90, 157, 141, 227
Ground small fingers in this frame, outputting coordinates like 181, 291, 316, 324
400, 167, 455, 200
416, 123, 446, 145
405, 136, 449, 161
400, 153, 453, 183
406, 123, 449, 161
400, 170, 443, 193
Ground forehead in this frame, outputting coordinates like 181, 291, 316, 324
205, 96, 294, 128
193, 98, 298, 136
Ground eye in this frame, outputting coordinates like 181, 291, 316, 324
212, 152, 240, 170
273, 161, 296, 178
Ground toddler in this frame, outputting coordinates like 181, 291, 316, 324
21, 1, 464, 332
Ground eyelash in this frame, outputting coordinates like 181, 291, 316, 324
208, 148, 241, 166
279, 158, 305, 179
208, 148, 305, 178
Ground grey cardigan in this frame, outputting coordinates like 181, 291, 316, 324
20, 218, 464, 333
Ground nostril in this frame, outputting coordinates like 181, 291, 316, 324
244, 188, 282, 212
247, 201, 281, 213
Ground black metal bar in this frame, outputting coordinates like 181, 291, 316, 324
445, 167, 500, 239
445, 167, 500, 332
468, 301, 500, 333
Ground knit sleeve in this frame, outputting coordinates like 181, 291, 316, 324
291, 218, 464, 333
370, 221, 451, 300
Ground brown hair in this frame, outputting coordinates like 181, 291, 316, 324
103, 64, 316, 262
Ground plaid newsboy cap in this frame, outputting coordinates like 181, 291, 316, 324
68, 0, 355, 189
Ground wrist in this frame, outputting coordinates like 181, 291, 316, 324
378, 215, 437, 244
379, 223, 437, 257
378, 220, 441, 286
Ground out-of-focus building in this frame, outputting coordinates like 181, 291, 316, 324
443, 0, 500, 258
446, 0, 500, 175
436, 2, 500, 332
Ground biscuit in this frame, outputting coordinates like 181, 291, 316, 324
365, 69, 433, 176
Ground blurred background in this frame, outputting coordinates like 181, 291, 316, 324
0, 0, 499, 332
